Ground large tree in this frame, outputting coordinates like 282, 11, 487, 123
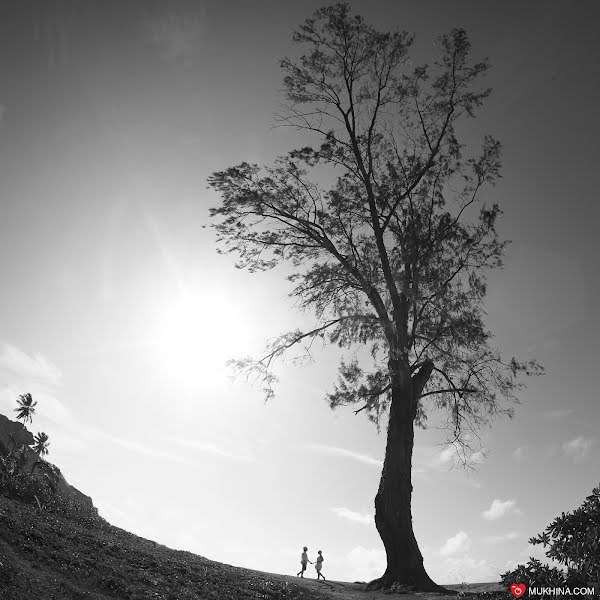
208, 3, 541, 591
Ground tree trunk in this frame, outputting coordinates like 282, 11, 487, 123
367, 379, 447, 592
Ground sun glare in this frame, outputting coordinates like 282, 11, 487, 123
153, 289, 256, 393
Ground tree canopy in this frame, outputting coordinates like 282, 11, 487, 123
209, 3, 540, 449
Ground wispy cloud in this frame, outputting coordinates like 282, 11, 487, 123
27, 390, 71, 425
469, 451, 485, 464
413, 444, 486, 471
412, 445, 453, 472
545, 409, 574, 418
103, 434, 192, 466
304, 443, 381, 468
441, 531, 471, 556
513, 446, 527, 461
0, 343, 70, 429
0, 343, 62, 386
562, 435, 595, 462
438, 445, 455, 464
306, 442, 483, 474
483, 531, 520, 544
167, 438, 258, 463
482, 499, 521, 520
330, 507, 373, 525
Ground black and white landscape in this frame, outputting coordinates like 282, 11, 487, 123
0, 1, 598, 596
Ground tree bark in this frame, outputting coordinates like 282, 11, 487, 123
367, 374, 448, 592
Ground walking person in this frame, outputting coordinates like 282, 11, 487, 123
315, 550, 326, 581
296, 546, 313, 577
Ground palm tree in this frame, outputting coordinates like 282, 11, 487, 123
14, 393, 37, 424
33, 432, 50, 457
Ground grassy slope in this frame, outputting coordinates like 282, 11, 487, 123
0, 494, 511, 600
0, 495, 334, 600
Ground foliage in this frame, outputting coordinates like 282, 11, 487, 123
208, 2, 541, 449
1, 394, 102, 529
14, 392, 37, 424
1, 461, 53, 505
0, 450, 104, 529
33, 431, 50, 456
0, 445, 29, 478
500, 484, 600, 588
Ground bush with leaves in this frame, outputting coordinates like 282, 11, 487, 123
1, 450, 106, 529
501, 484, 600, 589
1, 394, 106, 529
0, 463, 52, 505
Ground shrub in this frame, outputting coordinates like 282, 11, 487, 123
501, 484, 600, 588
1, 448, 107, 530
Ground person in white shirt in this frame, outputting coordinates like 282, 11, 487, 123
315, 550, 326, 580
296, 546, 313, 577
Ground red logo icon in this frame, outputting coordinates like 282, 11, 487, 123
510, 583, 527, 598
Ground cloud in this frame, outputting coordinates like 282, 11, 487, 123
143, 10, 205, 64
304, 443, 381, 468
413, 444, 486, 472
513, 446, 527, 461
483, 531, 520, 544
0, 343, 62, 386
346, 546, 386, 582
0, 388, 70, 426
330, 507, 373, 525
412, 445, 454, 472
465, 478, 483, 489
544, 409, 574, 418
27, 390, 71, 425
167, 438, 258, 463
437, 555, 499, 584
429, 533, 501, 583
441, 531, 471, 556
469, 451, 485, 464
482, 499, 521, 520
0, 343, 70, 431
438, 446, 456, 464
562, 436, 595, 462
103, 434, 193, 466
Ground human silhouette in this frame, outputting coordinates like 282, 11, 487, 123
296, 546, 313, 577
315, 550, 326, 580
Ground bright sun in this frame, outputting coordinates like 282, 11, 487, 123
153, 289, 256, 393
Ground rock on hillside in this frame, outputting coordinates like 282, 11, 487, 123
0, 412, 34, 452
0, 413, 94, 511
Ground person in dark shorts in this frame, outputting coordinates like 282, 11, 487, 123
296, 546, 313, 577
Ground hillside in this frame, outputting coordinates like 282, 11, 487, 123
0, 494, 511, 600
0, 410, 509, 599
0, 494, 335, 600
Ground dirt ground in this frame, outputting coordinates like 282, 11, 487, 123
282, 576, 504, 600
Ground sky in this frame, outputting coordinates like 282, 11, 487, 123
0, 0, 599, 585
